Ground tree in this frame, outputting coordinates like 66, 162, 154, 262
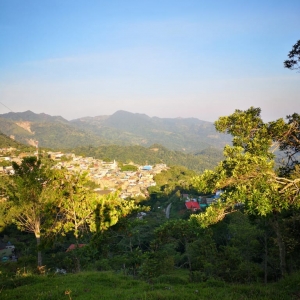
50, 170, 140, 236
191, 107, 300, 277
0, 156, 58, 267
95, 193, 140, 233
120, 164, 138, 172
53, 170, 141, 233
284, 40, 300, 71
51, 172, 101, 241
278, 113, 300, 176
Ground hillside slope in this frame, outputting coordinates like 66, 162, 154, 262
0, 110, 230, 152
73, 144, 224, 173
71, 110, 231, 152
0, 111, 107, 149
0, 131, 22, 148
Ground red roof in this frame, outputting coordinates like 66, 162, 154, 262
185, 201, 200, 210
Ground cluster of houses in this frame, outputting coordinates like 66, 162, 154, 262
0, 147, 22, 174
50, 152, 168, 199
182, 190, 223, 211
0, 149, 169, 200
1, 147, 226, 212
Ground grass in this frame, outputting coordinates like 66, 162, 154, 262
1, 269, 300, 300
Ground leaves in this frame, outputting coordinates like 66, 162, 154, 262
284, 40, 300, 71
192, 107, 300, 227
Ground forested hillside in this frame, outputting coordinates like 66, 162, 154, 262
0, 112, 107, 149
0, 110, 231, 152
71, 110, 232, 152
0, 117, 33, 145
0, 131, 35, 153
73, 144, 224, 173
0, 132, 22, 148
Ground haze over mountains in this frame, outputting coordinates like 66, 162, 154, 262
0, 110, 231, 152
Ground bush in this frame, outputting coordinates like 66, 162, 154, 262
189, 271, 209, 283
153, 274, 188, 285
139, 253, 174, 279
94, 259, 113, 271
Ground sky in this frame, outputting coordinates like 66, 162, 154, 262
0, 0, 299, 122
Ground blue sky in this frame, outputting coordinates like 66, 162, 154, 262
0, 0, 299, 122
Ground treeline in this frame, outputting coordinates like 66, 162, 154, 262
72, 144, 224, 173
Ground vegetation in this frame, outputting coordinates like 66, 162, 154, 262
121, 165, 138, 172
0, 156, 139, 269
0, 160, 12, 167
1, 157, 57, 267
71, 110, 231, 152
0, 110, 230, 152
73, 144, 223, 173
1, 105, 300, 298
1, 269, 300, 300
0, 132, 22, 148
284, 39, 300, 71
0, 118, 34, 145
191, 107, 300, 278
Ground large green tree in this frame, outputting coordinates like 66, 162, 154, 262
0, 156, 59, 267
191, 107, 300, 276
50, 170, 140, 238
50, 171, 101, 240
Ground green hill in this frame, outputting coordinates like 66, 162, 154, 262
0, 131, 22, 148
0, 117, 33, 145
73, 144, 224, 173
0, 111, 107, 149
0, 110, 231, 152
71, 110, 231, 152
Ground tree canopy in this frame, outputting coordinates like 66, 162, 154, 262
190, 107, 300, 276
0, 156, 57, 266
191, 107, 300, 225
284, 40, 300, 71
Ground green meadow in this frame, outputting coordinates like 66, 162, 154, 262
1, 269, 300, 300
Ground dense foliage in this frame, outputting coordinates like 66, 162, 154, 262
191, 107, 300, 277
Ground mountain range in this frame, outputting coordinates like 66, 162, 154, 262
0, 110, 231, 152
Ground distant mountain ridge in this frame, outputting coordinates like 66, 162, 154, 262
2, 110, 69, 124
71, 110, 231, 152
0, 110, 231, 152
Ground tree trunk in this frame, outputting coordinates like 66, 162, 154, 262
264, 229, 268, 284
74, 237, 81, 272
271, 216, 287, 277
185, 238, 192, 272
36, 235, 42, 267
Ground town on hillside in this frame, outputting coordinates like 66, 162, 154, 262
0, 147, 169, 200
